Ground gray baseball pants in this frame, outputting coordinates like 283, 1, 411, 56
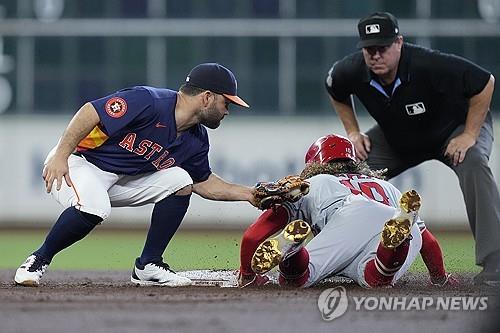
365, 113, 500, 265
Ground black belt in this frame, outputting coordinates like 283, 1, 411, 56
73, 151, 83, 157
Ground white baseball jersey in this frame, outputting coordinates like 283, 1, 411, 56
283, 173, 423, 287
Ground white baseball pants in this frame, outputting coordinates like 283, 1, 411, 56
45, 148, 193, 220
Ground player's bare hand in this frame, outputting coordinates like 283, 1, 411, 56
348, 132, 371, 161
430, 273, 459, 287
444, 132, 476, 166
42, 154, 73, 193
249, 187, 259, 207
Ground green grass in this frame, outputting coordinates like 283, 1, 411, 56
0, 229, 479, 273
0, 229, 243, 271
409, 231, 480, 273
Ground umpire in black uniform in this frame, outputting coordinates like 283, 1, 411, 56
325, 12, 499, 286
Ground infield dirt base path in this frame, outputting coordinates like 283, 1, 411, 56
1, 270, 499, 333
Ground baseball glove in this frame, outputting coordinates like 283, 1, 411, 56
254, 175, 310, 210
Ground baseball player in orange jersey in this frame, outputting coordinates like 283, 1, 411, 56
238, 134, 457, 288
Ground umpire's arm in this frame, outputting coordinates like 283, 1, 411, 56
192, 173, 257, 206
444, 74, 495, 166
463, 74, 495, 140
329, 96, 371, 161
326, 62, 371, 161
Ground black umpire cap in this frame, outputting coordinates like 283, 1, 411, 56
357, 12, 400, 48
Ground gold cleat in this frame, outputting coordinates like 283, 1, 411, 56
399, 189, 421, 213
251, 220, 311, 274
381, 190, 421, 249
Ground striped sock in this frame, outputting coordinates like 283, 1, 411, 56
364, 241, 410, 287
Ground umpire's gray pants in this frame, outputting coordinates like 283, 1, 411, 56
365, 113, 500, 266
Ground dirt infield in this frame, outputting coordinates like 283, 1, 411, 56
1, 270, 499, 333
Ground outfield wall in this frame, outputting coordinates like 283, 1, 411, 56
1, 115, 499, 230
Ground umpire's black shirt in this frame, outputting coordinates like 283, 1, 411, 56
326, 42, 491, 154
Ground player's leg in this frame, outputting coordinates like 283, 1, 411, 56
365, 125, 430, 178
278, 247, 310, 287
362, 242, 411, 287
387, 224, 422, 283
351, 223, 421, 288
15, 154, 115, 286
361, 224, 421, 287
250, 219, 311, 275
290, 195, 397, 287
380, 189, 420, 249
360, 190, 422, 287
442, 114, 500, 286
238, 207, 289, 288
109, 166, 193, 286
416, 223, 459, 286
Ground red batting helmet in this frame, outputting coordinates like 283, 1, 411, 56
305, 134, 356, 164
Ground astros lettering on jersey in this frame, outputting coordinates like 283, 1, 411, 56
77, 86, 211, 181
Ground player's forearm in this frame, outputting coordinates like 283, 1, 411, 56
464, 74, 495, 140
330, 96, 361, 136
192, 173, 254, 203
55, 103, 101, 157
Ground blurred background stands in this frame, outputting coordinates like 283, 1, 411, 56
0, 0, 499, 116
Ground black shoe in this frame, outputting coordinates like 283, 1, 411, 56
474, 251, 500, 287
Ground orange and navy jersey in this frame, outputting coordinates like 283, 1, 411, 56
77, 86, 211, 182
77, 125, 109, 150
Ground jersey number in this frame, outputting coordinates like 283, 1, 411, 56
339, 179, 390, 205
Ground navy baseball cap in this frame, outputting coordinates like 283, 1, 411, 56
185, 63, 249, 108
357, 12, 400, 48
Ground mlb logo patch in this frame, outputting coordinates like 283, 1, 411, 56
365, 24, 380, 34
405, 102, 426, 115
